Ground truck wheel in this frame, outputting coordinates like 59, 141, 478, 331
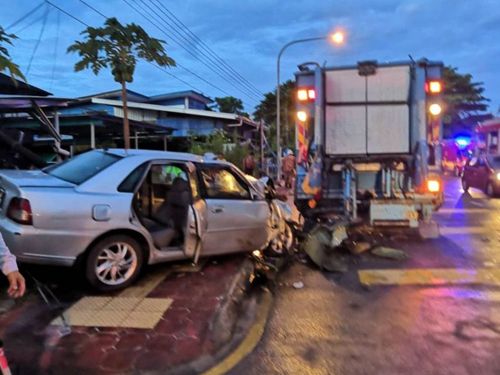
86, 235, 144, 292
487, 182, 496, 198
462, 179, 469, 192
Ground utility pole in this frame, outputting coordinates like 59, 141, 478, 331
260, 119, 264, 175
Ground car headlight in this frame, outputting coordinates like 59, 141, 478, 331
496, 173, 500, 181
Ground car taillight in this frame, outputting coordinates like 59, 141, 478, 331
7, 198, 33, 225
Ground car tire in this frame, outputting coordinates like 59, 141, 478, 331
462, 178, 469, 192
267, 223, 295, 257
487, 182, 496, 198
85, 235, 144, 292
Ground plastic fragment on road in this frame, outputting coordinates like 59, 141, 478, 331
302, 222, 348, 272
293, 282, 304, 289
371, 246, 408, 260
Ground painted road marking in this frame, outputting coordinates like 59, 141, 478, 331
440, 226, 490, 235
436, 208, 490, 214
359, 268, 500, 286
201, 292, 273, 375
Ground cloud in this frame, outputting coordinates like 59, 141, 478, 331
1, 0, 499, 111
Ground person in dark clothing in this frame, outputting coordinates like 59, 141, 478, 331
243, 152, 256, 176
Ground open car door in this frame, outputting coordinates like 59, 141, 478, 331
184, 166, 207, 259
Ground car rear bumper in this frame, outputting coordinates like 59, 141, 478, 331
0, 217, 97, 267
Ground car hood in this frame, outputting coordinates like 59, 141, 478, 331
0, 170, 75, 188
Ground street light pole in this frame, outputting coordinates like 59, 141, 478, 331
276, 36, 328, 182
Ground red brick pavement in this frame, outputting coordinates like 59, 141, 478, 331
0, 256, 245, 375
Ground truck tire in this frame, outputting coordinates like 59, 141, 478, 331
85, 235, 144, 292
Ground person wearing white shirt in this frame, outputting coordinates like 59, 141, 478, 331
0, 234, 25, 298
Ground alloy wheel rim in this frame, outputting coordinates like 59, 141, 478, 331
95, 242, 138, 286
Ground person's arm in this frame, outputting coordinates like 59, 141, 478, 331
0, 234, 25, 298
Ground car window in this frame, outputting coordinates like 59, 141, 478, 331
201, 167, 250, 200
43, 151, 121, 185
118, 163, 149, 193
477, 158, 486, 167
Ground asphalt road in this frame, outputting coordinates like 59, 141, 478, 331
230, 176, 500, 375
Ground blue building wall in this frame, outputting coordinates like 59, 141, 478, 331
188, 98, 206, 110
157, 117, 223, 137
59, 104, 114, 116
149, 97, 185, 107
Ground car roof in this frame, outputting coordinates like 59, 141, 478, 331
103, 148, 204, 163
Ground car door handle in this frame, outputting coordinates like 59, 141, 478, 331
212, 206, 225, 214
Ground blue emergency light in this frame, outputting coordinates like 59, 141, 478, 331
455, 137, 470, 149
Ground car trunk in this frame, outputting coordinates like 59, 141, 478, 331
0, 170, 75, 218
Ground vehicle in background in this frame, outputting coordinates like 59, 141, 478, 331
442, 137, 474, 176
294, 59, 444, 234
0, 149, 295, 291
475, 117, 500, 156
462, 154, 500, 197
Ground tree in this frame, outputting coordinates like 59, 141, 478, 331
214, 96, 245, 115
0, 27, 26, 82
254, 80, 295, 149
67, 18, 175, 150
443, 66, 490, 135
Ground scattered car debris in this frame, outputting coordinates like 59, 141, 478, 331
346, 240, 372, 254
293, 282, 304, 289
371, 246, 408, 260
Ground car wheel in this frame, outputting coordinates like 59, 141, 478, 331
487, 182, 496, 198
462, 178, 469, 192
267, 223, 295, 257
86, 235, 144, 292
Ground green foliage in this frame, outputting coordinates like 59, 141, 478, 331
254, 80, 295, 149
214, 96, 245, 115
0, 27, 26, 83
443, 66, 489, 126
67, 17, 176, 84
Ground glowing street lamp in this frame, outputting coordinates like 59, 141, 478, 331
276, 30, 345, 180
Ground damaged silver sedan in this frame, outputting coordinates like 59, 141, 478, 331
0, 149, 295, 291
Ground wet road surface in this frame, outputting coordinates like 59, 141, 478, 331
231, 176, 500, 375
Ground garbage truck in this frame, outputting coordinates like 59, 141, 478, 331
294, 59, 444, 237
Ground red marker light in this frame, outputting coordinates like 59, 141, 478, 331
308, 89, 316, 99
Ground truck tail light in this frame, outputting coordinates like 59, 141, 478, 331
297, 111, 308, 122
297, 89, 316, 101
427, 179, 440, 193
7, 198, 33, 225
425, 80, 442, 94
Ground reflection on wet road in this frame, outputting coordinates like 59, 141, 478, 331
231, 176, 500, 375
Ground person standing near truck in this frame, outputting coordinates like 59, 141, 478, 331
0, 233, 25, 298
243, 152, 256, 176
282, 150, 296, 189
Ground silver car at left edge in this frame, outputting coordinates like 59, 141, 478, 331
0, 149, 295, 291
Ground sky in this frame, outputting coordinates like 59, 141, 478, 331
1, 0, 499, 114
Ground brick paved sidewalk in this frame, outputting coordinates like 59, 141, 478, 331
0, 256, 251, 375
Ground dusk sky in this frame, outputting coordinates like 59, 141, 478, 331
2, 0, 499, 113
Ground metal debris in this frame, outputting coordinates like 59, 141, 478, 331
293, 282, 304, 289
371, 246, 408, 260
346, 241, 372, 254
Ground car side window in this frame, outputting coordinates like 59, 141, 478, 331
118, 163, 149, 193
477, 158, 486, 167
201, 167, 250, 200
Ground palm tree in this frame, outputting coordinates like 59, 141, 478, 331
0, 27, 26, 82
67, 18, 176, 150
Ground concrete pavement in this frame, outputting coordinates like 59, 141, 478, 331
229, 176, 500, 375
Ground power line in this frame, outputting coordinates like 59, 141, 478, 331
140, 0, 263, 99
43, 0, 245, 104
26, 4, 49, 78
126, 0, 261, 102
6, 2, 45, 30
50, 10, 60, 92
79, 0, 242, 102
150, 0, 264, 97
13, 9, 52, 35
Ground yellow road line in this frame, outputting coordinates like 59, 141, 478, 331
440, 226, 489, 235
436, 208, 490, 214
200, 292, 273, 375
119, 268, 173, 298
359, 268, 500, 286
